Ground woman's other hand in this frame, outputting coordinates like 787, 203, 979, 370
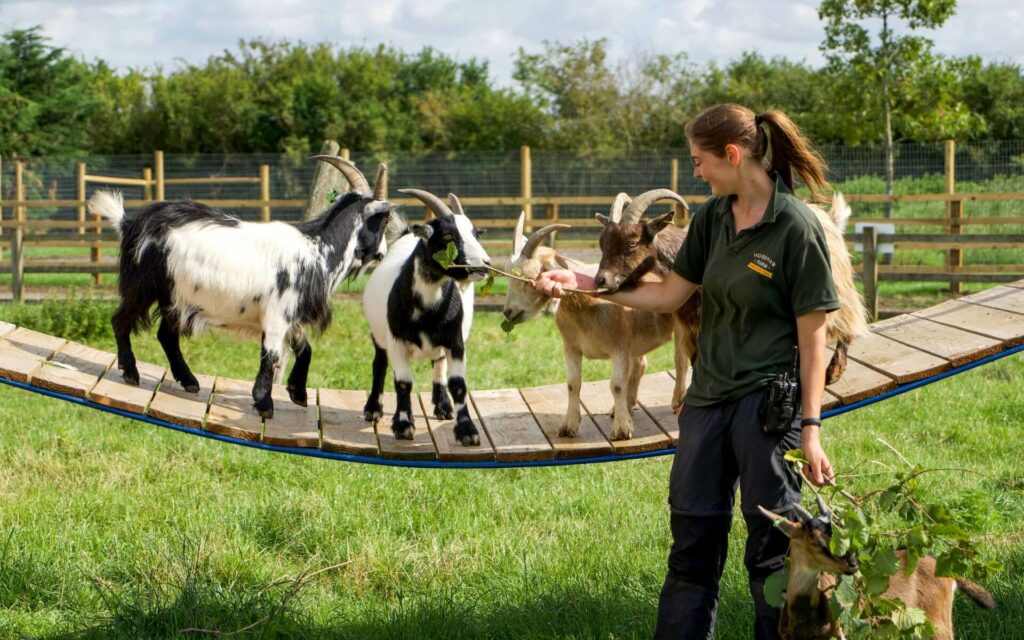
531, 270, 594, 298
800, 425, 834, 487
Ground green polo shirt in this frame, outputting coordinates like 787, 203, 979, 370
673, 176, 839, 407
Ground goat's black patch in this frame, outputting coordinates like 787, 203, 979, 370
276, 269, 290, 295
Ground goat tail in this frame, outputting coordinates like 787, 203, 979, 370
957, 578, 996, 610
88, 190, 126, 229
828, 192, 851, 231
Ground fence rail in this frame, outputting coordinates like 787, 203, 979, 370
3, 143, 1024, 308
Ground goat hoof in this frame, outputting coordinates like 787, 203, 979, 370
434, 402, 454, 420
454, 420, 479, 447
287, 385, 307, 406
179, 375, 200, 393
610, 428, 634, 441
122, 370, 140, 387
363, 399, 383, 423
392, 420, 415, 440
558, 424, 579, 438
254, 397, 274, 420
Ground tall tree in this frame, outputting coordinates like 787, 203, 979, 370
819, 0, 975, 216
0, 27, 99, 156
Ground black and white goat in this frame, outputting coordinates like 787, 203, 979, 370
89, 157, 395, 419
362, 189, 490, 446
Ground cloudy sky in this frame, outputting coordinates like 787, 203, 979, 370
2, 0, 1022, 83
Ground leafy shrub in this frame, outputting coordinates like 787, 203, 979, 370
1, 289, 115, 342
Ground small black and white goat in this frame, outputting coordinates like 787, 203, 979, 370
89, 157, 396, 419
362, 188, 491, 446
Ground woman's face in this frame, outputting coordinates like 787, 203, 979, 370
690, 142, 739, 196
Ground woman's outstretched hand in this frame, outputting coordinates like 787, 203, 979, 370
530, 270, 595, 298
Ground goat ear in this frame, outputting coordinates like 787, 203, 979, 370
553, 254, 572, 270
412, 224, 433, 240
646, 212, 673, 236
595, 213, 611, 227
758, 505, 801, 538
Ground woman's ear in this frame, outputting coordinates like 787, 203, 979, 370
725, 143, 742, 167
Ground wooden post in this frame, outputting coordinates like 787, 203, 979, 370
341, 148, 350, 161
670, 157, 688, 225
13, 160, 25, 302
259, 164, 271, 222
945, 139, 961, 294
143, 167, 153, 201
546, 203, 559, 248
302, 140, 346, 221
520, 145, 532, 232
862, 226, 878, 322
154, 150, 165, 201
76, 162, 87, 235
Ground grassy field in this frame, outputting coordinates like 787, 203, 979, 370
0, 299, 1022, 639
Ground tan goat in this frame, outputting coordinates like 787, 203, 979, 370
594, 190, 866, 385
758, 503, 995, 640
501, 212, 690, 439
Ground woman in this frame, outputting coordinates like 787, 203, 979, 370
533, 103, 838, 639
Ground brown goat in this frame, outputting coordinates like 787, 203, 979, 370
594, 190, 866, 385
758, 503, 995, 640
502, 213, 687, 439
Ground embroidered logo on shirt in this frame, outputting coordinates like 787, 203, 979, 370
748, 252, 776, 279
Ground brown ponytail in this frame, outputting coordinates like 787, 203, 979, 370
685, 104, 830, 203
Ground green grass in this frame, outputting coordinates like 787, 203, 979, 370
0, 299, 1022, 639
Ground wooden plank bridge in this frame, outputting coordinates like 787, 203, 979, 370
2, 280, 1024, 466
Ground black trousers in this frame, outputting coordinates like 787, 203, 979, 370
654, 388, 803, 640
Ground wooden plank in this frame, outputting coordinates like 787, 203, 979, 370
636, 372, 682, 444
419, 391, 495, 462
0, 321, 15, 338
579, 380, 672, 455
30, 341, 115, 398
0, 327, 66, 382
376, 391, 437, 461
872, 313, 1004, 367
262, 385, 319, 448
846, 331, 950, 384
319, 388, 380, 457
206, 377, 263, 441
1007, 279, 1024, 289
519, 384, 612, 459
912, 300, 1024, 347
471, 388, 553, 462
90, 360, 166, 413
822, 389, 841, 411
824, 350, 897, 405
148, 373, 214, 429
961, 285, 1024, 316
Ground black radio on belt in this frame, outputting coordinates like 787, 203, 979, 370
761, 346, 801, 435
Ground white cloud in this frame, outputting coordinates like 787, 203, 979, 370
1, 0, 1020, 80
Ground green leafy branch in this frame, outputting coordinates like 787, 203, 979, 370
770, 446, 1004, 639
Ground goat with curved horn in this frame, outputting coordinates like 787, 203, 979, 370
399, 188, 454, 219
310, 155, 371, 194
609, 192, 632, 223
622, 188, 690, 225
521, 223, 571, 260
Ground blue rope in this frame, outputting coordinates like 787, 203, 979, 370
2, 343, 1021, 469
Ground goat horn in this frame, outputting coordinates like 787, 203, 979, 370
792, 503, 816, 524
311, 155, 371, 194
809, 484, 831, 519
609, 192, 631, 224
448, 193, 466, 216
373, 163, 388, 200
622, 189, 689, 225
521, 223, 571, 259
398, 188, 453, 219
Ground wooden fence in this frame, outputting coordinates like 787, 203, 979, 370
3, 145, 1024, 314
